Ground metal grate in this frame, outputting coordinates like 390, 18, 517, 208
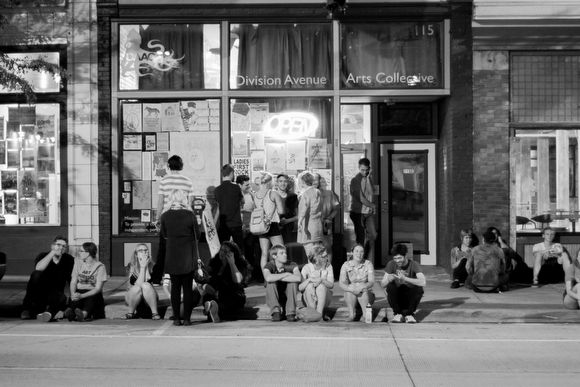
511, 54, 580, 122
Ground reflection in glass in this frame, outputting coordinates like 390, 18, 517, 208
0, 53, 60, 93
340, 104, 371, 144
230, 23, 332, 90
119, 24, 220, 91
390, 152, 427, 251
514, 130, 579, 232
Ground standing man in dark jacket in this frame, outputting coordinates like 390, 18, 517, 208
214, 164, 245, 253
21, 236, 75, 322
349, 157, 377, 262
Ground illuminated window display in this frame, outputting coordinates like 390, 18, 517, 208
0, 103, 61, 225
119, 99, 221, 233
229, 98, 332, 187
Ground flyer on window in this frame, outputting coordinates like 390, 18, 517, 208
161, 102, 184, 132
232, 132, 249, 157
142, 103, 162, 132
123, 134, 142, 150
156, 132, 169, 151
286, 141, 306, 171
232, 157, 250, 178
122, 103, 142, 133
265, 142, 286, 174
132, 180, 152, 210
123, 151, 142, 180
142, 152, 152, 181
307, 138, 328, 169
152, 152, 168, 180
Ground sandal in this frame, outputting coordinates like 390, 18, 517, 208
125, 312, 138, 320
151, 313, 161, 320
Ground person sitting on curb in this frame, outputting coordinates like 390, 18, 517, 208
65, 242, 108, 322
263, 244, 301, 322
339, 244, 375, 322
532, 227, 571, 287
563, 250, 580, 310
21, 236, 75, 322
299, 245, 334, 321
206, 241, 247, 321
466, 230, 508, 293
450, 229, 475, 289
381, 243, 426, 324
125, 244, 161, 320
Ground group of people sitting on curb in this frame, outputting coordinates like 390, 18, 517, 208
449, 226, 580, 311
19, 233, 427, 324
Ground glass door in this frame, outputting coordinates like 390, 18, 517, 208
380, 143, 436, 265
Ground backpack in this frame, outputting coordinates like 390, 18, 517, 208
249, 190, 274, 235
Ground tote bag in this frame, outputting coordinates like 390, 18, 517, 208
250, 190, 273, 235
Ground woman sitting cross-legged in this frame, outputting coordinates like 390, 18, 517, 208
299, 245, 334, 321
339, 244, 375, 322
65, 242, 108, 322
125, 244, 161, 320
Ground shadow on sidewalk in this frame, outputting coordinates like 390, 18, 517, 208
415, 297, 470, 321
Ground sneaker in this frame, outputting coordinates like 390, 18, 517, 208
206, 300, 220, 323
37, 312, 52, 323
532, 280, 539, 288
391, 314, 404, 323
286, 314, 297, 322
271, 311, 282, 322
54, 311, 64, 320
64, 308, 75, 322
450, 280, 460, 289
405, 315, 417, 324
20, 310, 32, 320
74, 308, 85, 322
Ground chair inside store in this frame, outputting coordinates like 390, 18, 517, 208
516, 216, 534, 230
531, 214, 552, 230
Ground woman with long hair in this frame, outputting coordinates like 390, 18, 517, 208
254, 173, 285, 269
160, 189, 200, 326
125, 244, 160, 320
297, 171, 324, 259
450, 229, 476, 289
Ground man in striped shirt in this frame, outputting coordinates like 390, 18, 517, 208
151, 155, 194, 284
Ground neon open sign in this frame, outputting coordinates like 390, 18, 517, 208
263, 112, 319, 139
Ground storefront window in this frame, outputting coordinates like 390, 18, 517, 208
514, 130, 579, 232
341, 22, 444, 89
229, 98, 332, 188
119, 99, 221, 233
119, 24, 220, 91
230, 23, 332, 90
0, 53, 61, 94
0, 103, 61, 225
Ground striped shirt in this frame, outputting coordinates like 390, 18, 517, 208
158, 173, 194, 213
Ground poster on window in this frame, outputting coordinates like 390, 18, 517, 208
123, 151, 142, 180
231, 103, 251, 132
161, 102, 184, 132
19, 170, 37, 198
250, 132, 264, 150
142, 103, 162, 132
170, 131, 220, 195
249, 103, 269, 131
123, 134, 142, 150
132, 180, 151, 210
123, 103, 142, 133
144, 134, 156, 151
1, 170, 17, 190
286, 141, 306, 171
181, 101, 211, 131
152, 152, 168, 180
156, 132, 169, 151
265, 143, 286, 174
232, 157, 250, 178
142, 152, 152, 181
232, 132, 249, 157
250, 150, 265, 172
4, 191, 17, 214
307, 138, 328, 169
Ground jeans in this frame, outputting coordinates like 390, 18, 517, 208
452, 258, 468, 283
349, 212, 377, 261
265, 281, 298, 316
386, 282, 424, 316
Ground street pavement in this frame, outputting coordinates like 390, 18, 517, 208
1, 267, 580, 386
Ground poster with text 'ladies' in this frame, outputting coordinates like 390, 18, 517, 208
170, 131, 220, 195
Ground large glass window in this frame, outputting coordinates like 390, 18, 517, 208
230, 23, 332, 90
514, 130, 579, 232
341, 22, 444, 89
0, 103, 61, 225
119, 99, 220, 233
0, 52, 61, 94
119, 24, 220, 91
229, 98, 332, 187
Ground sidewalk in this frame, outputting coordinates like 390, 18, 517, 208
1, 266, 579, 323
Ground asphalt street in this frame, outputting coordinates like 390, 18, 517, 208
1, 319, 579, 386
